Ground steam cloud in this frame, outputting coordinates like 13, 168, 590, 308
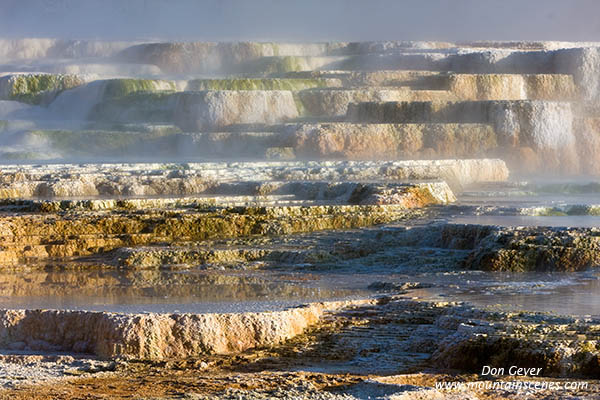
1, 0, 600, 41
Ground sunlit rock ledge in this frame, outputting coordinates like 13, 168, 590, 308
0, 297, 598, 379
0, 300, 371, 359
0, 159, 509, 199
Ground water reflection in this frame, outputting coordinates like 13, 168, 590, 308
450, 215, 600, 228
412, 271, 600, 317
0, 269, 366, 313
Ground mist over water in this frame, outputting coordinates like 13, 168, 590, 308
2, 0, 600, 41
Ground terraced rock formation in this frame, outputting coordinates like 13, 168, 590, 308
0, 163, 464, 267
0, 160, 507, 198
1, 40, 599, 175
0, 300, 368, 359
1, 39, 600, 399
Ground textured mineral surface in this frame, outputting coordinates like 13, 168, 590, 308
1, 38, 600, 399
0, 39, 599, 176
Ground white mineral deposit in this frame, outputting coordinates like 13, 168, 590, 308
0, 1, 599, 399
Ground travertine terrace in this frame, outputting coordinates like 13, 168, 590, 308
0, 38, 600, 399
0, 39, 599, 175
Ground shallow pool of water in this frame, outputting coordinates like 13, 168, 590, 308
449, 215, 600, 227
1, 265, 599, 317
411, 271, 600, 317
0, 269, 369, 314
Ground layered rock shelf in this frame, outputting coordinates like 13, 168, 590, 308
0, 39, 599, 176
0, 159, 507, 198
0, 300, 369, 359
0, 163, 462, 267
1, 38, 600, 399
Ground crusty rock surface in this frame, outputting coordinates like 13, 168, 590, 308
1, 40, 598, 174
348, 100, 579, 173
2, 39, 600, 398
0, 300, 368, 360
0, 353, 116, 389
0, 160, 508, 199
366, 223, 600, 272
1, 295, 599, 380
116, 42, 346, 74
0, 204, 415, 263
0, 73, 89, 105
574, 117, 600, 175
297, 88, 457, 117
347, 100, 575, 150
288, 123, 496, 159
0, 176, 454, 265
446, 73, 578, 101
174, 90, 299, 131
